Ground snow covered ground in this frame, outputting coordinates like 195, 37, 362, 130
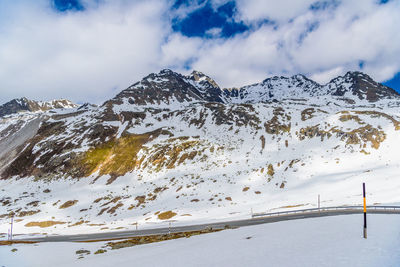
1, 214, 400, 267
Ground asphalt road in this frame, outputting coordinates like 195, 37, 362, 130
18, 207, 400, 243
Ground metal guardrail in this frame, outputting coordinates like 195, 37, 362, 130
252, 205, 400, 218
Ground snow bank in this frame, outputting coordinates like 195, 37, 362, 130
1, 214, 399, 267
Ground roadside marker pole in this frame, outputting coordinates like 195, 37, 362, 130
318, 194, 320, 212
10, 214, 14, 241
363, 183, 367, 239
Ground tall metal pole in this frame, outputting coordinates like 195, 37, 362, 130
363, 183, 367, 239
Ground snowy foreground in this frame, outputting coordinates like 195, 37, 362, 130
1, 214, 400, 267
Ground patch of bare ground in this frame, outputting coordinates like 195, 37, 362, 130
59, 200, 78, 209
354, 110, 400, 130
135, 195, 146, 208
157, 211, 177, 220
100, 197, 122, 207
277, 204, 306, 209
93, 197, 104, 203
94, 249, 107, 254
0, 240, 37, 246
76, 249, 90, 256
97, 207, 109, 216
26, 201, 40, 207
267, 164, 274, 177
242, 187, 250, 192
69, 220, 89, 227
106, 229, 223, 250
17, 210, 41, 217
25, 221, 66, 228
107, 203, 123, 214
301, 108, 316, 121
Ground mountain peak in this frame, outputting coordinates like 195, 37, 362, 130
159, 69, 175, 75
326, 71, 399, 102
187, 70, 220, 90
344, 70, 369, 77
189, 70, 208, 80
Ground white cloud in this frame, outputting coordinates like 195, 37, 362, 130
0, 0, 171, 104
235, 0, 317, 23
0, 0, 399, 105
161, 33, 203, 68
310, 67, 345, 85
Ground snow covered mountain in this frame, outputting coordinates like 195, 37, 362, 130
0, 97, 77, 117
1, 70, 400, 236
225, 71, 399, 103
106, 70, 399, 108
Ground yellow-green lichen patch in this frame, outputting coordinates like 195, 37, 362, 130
79, 129, 163, 180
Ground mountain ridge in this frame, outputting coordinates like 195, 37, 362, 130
0, 97, 78, 117
106, 69, 399, 109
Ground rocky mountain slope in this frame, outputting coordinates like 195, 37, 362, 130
1, 70, 400, 236
0, 97, 77, 117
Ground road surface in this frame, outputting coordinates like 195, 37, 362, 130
18, 206, 400, 243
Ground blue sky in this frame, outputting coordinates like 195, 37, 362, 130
0, 0, 399, 103
171, 1, 249, 38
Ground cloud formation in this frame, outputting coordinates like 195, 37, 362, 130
0, 0, 399, 104
0, 0, 171, 104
